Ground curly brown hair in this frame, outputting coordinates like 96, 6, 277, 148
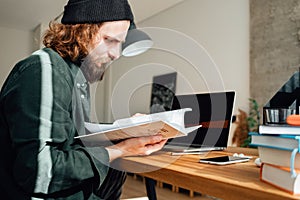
43, 21, 102, 62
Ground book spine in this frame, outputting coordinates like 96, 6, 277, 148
291, 148, 299, 178
260, 163, 300, 195
258, 125, 300, 135
286, 137, 300, 177
260, 173, 297, 195
251, 143, 294, 151
298, 136, 300, 153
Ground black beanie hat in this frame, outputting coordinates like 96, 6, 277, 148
61, 0, 134, 24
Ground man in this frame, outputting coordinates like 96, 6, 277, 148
0, 0, 167, 199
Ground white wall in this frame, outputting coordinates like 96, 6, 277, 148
92, 0, 250, 145
0, 0, 250, 145
100, 0, 250, 120
0, 27, 33, 86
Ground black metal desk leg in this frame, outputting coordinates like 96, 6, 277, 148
145, 177, 157, 200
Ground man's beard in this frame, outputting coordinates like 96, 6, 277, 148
80, 56, 112, 84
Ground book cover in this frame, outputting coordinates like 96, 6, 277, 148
258, 146, 300, 170
75, 108, 201, 145
260, 163, 300, 195
250, 132, 300, 151
259, 124, 300, 135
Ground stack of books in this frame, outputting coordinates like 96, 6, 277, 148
250, 124, 300, 195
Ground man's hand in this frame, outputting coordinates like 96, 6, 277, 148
106, 135, 167, 162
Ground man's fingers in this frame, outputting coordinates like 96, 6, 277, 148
138, 135, 164, 145
144, 139, 168, 155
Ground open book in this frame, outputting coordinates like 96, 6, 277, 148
75, 108, 201, 145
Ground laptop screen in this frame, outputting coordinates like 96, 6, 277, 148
167, 91, 235, 148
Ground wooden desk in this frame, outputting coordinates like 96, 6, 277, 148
115, 147, 299, 200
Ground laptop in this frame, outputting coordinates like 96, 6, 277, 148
163, 91, 236, 153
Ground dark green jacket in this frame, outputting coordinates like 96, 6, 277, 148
0, 48, 109, 199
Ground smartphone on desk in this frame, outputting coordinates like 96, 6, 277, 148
199, 156, 250, 165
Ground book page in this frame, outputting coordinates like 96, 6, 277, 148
78, 121, 186, 143
75, 108, 201, 144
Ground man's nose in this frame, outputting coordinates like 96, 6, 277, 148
108, 44, 122, 61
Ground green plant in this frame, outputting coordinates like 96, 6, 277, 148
247, 98, 260, 132
241, 98, 260, 147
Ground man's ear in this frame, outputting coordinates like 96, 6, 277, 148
94, 34, 102, 44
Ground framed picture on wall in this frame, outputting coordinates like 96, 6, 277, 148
150, 72, 177, 114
